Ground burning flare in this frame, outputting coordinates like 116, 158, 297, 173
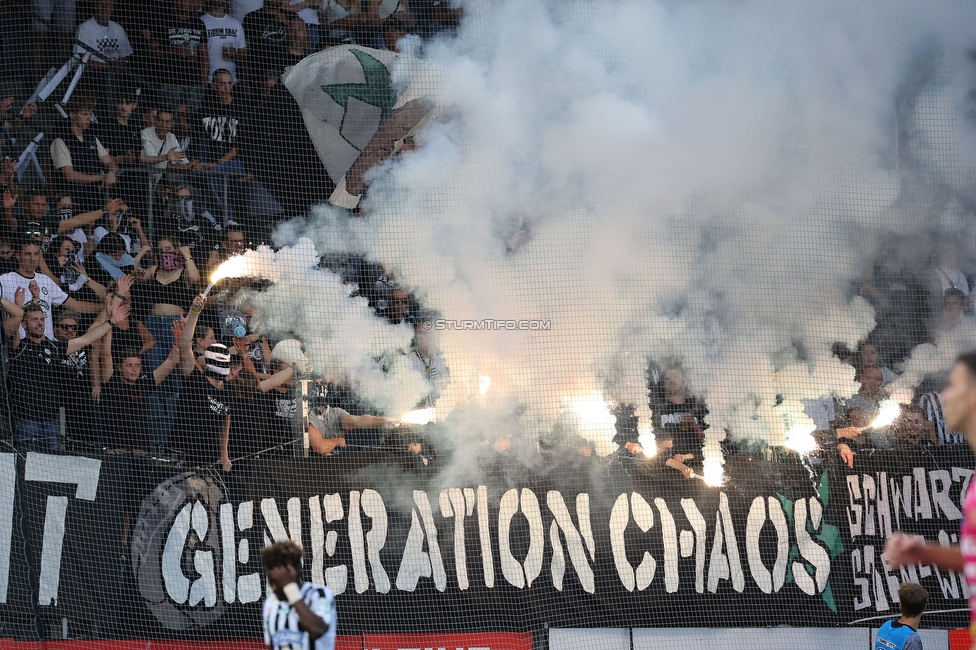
203, 255, 252, 296
784, 422, 818, 454
702, 459, 724, 487
569, 392, 614, 430
401, 407, 436, 425
869, 400, 901, 429
637, 417, 656, 457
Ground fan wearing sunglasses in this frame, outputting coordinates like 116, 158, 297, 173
53, 310, 100, 446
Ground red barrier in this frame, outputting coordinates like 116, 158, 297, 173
0, 634, 530, 650
364, 632, 534, 650
950, 628, 972, 650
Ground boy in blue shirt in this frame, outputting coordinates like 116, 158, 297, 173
875, 582, 928, 650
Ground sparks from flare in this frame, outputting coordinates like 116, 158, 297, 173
784, 422, 818, 454
702, 459, 724, 487
637, 417, 656, 457
203, 255, 252, 296
479, 376, 492, 395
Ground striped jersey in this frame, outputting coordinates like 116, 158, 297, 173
262, 582, 337, 650
919, 392, 965, 444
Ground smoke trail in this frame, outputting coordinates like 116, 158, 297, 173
271, 0, 976, 475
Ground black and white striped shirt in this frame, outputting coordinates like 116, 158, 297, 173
919, 392, 965, 445
263, 582, 336, 650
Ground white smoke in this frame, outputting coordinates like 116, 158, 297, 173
233, 239, 430, 416
270, 0, 976, 468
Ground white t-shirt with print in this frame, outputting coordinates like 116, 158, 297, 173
201, 13, 246, 83
74, 18, 134, 63
0, 271, 69, 340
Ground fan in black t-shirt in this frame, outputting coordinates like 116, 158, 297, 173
651, 366, 709, 458
97, 333, 182, 550
175, 363, 232, 465
8, 299, 128, 450
177, 297, 233, 470
95, 90, 143, 167
242, 4, 290, 84
197, 90, 244, 164
150, 4, 207, 87
100, 338, 183, 451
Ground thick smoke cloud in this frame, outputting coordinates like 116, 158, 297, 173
236, 240, 430, 416
269, 0, 976, 473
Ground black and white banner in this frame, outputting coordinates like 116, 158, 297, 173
0, 447, 971, 640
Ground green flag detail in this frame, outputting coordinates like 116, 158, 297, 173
321, 49, 398, 121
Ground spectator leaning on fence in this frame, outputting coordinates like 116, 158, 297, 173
307, 397, 397, 456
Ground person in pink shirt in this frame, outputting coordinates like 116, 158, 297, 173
886, 350, 976, 648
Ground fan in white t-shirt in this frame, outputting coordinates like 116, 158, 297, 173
140, 108, 191, 171
0, 241, 102, 340
73, 0, 134, 65
201, 0, 248, 84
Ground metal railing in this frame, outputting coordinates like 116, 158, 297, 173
111, 166, 242, 240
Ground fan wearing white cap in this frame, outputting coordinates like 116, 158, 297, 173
176, 293, 233, 471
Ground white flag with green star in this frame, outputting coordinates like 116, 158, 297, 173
282, 45, 437, 208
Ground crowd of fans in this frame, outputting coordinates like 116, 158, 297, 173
0, 217, 438, 464
0, 0, 461, 240
0, 0, 972, 543
606, 242, 976, 481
